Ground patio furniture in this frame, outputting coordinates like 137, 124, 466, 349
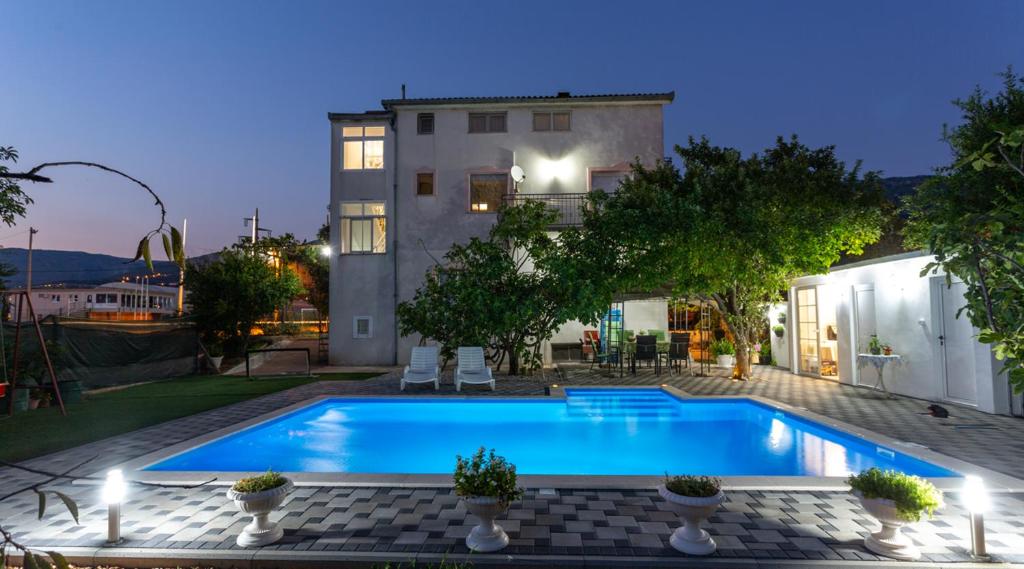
401, 346, 440, 391
856, 353, 902, 398
664, 332, 692, 375
582, 330, 600, 361
456, 347, 495, 391
633, 335, 660, 375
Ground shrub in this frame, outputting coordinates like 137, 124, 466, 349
847, 468, 943, 522
453, 447, 524, 506
709, 338, 735, 357
773, 325, 785, 337
664, 474, 722, 497
232, 470, 287, 494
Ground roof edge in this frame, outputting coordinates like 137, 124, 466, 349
380, 91, 675, 109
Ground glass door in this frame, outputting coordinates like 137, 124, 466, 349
796, 287, 820, 375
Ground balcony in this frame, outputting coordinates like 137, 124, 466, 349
501, 192, 587, 228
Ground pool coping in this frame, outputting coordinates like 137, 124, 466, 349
111, 385, 1024, 492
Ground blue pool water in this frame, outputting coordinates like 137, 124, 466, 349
146, 390, 958, 477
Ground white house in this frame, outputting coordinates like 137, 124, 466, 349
327, 91, 674, 366
6, 281, 178, 321
770, 251, 1019, 416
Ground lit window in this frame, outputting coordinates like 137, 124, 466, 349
418, 113, 434, 134
533, 111, 570, 132
417, 172, 434, 196
340, 201, 387, 254
468, 112, 506, 133
469, 173, 507, 213
341, 126, 385, 170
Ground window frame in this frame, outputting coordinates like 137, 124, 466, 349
415, 171, 435, 197
466, 171, 509, 214
532, 111, 571, 132
587, 165, 632, 194
341, 125, 386, 171
352, 316, 373, 339
417, 113, 434, 135
468, 112, 507, 134
339, 201, 387, 255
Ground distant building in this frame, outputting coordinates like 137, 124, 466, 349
6, 281, 178, 321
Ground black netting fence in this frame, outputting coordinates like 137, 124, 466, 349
0, 317, 199, 389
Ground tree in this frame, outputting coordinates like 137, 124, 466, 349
186, 246, 303, 355
904, 70, 1024, 393
397, 201, 609, 375
581, 137, 885, 378
251, 231, 330, 317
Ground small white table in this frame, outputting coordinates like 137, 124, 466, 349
857, 353, 903, 397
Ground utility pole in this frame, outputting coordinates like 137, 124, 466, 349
177, 218, 187, 316
26, 227, 38, 296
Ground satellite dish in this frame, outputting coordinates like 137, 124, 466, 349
510, 165, 526, 183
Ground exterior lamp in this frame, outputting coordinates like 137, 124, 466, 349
102, 469, 127, 544
962, 475, 990, 559
320, 244, 332, 257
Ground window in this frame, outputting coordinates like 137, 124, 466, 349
469, 173, 507, 213
340, 201, 386, 254
533, 111, 571, 132
590, 170, 629, 194
353, 316, 373, 339
341, 125, 385, 170
416, 172, 434, 196
468, 112, 506, 133
417, 113, 434, 134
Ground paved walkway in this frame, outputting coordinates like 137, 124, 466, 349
2, 366, 1023, 567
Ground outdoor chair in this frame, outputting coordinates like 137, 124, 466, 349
455, 346, 494, 391
582, 330, 600, 361
588, 337, 613, 370
400, 346, 440, 391
634, 334, 659, 374
664, 332, 692, 376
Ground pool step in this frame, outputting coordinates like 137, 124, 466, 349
565, 394, 680, 417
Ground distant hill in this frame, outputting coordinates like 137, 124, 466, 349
0, 248, 216, 288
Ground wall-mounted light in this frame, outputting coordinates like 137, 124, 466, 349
320, 244, 332, 257
103, 469, 126, 544
537, 158, 574, 181
962, 475, 990, 559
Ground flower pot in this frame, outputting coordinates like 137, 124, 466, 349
882, 347, 893, 356
773, 328, 784, 338
853, 491, 920, 561
210, 356, 224, 371
226, 478, 294, 547
58, 380, 84, 404
28, 399, 40, 410
715, 355, 735, 368
777, 315, 786, 324
463, 496, 510, 552
658, 485, 726, 555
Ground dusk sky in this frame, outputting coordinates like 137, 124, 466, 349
2, 0, 1021, 257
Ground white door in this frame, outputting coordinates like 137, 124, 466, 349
796, 287, 820, 375
939, 280, 978, 406
852, 285, 877, 386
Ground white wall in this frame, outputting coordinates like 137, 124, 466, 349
766, 302, 790, 368
789, 252, 1011, 415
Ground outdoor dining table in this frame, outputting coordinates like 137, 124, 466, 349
619, 341, 671, 375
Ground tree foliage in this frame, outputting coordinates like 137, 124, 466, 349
250, 231, 330, 317
397, 201, 609, 375
0, 147, 35, 226
186, 246, 304, 355
904, 69, 1024, 392
581, 137, 885, 377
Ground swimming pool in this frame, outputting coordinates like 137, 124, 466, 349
144, 389, 958, 478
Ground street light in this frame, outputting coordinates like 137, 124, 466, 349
962, 475, 990, 560
102, 469, 127, 544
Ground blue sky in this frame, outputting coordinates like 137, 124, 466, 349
1, 0, 1021, 256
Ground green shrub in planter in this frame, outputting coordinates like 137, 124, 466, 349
847, 468, 943, 521
708, 339, 735, 358
664, 474, 721, 497
454, 447, 523, 506
773, 325, 785, 338
232, 470, 288, 494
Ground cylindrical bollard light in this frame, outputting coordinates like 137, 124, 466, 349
962, 475, 990, 560
102, 469, 127, 544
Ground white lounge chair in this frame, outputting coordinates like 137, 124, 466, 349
455, 346, 494, 391
401, 346, 440, 391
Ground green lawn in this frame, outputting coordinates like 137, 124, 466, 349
0, 372, 379, 463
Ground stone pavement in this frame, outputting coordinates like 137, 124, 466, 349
1, 366, 1023, 567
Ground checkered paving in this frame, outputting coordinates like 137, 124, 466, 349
1, 365, 1022, 566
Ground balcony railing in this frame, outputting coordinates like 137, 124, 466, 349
501, 192, 588, 228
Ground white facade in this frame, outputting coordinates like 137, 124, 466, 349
6, 281, 178, 321
781, 251, 1015, 415
327, 92, 673, 365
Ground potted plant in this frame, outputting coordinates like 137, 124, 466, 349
454, 447, 523, 553
709, 338, 735, 368
847, 468, 942, 560
208, 342, 225, 371
777, 311, 786, 324
226, 470, 294, 547
868, 335, 883, 355
658, 475, 725, 555
772, 325, 785, 338
882, 344, 893, 356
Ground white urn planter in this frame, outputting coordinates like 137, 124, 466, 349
463, 496, 510, 552
853, 491, 921, 560
715, 355, 735, 368
227, 478, 294, 547
210, 356, 224, 370
658, 485, 726, 555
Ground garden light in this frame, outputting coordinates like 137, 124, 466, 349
103, 469, 127, 543
962, 475, 990, 559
